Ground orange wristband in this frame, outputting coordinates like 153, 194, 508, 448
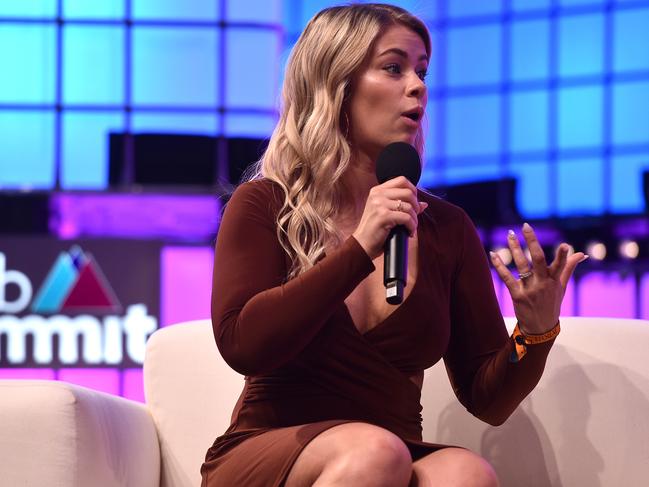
510, 321, 560, 363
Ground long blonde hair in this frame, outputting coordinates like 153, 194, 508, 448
246, 3, 431, 279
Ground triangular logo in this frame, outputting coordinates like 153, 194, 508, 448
32, 247, 122, 314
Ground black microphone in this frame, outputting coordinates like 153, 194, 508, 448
375, 142, 422, 304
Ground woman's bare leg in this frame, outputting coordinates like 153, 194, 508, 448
410, 448, 499, 487
284, 422, 412, 487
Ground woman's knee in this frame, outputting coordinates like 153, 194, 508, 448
453, 449, 498, 487
288, 422, 412, 487
335, 423, 412, 482
413, 448, 498, 487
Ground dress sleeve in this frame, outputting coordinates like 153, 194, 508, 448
211, 181, 375, 376
443, 210, 555, 426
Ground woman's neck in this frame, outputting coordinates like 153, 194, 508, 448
338, 151, 378, 226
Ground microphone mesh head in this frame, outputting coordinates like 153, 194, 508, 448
375, 142, 421, 185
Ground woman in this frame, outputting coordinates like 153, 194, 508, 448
201, 4, 586, 486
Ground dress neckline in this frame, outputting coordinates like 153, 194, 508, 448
343, 214, 425, 338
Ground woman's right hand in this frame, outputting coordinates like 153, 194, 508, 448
352, 176, 429, 259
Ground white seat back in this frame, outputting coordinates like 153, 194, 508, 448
422, 317, 649, 486
144, 321, 243, 487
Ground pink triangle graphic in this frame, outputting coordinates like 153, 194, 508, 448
61, 255, 122, 312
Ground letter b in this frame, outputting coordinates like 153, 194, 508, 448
0, 253, 32, 314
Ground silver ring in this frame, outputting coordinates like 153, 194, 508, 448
396, 199, 403, 212
518, 270, 533, 280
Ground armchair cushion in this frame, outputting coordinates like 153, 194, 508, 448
0, 380, 160, 487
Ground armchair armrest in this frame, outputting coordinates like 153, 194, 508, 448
0, 380, 160, 487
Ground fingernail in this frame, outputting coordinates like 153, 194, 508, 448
523, 222, 533, 232
489, 251, 497, 259
579, 255, 590, 262
507, 229, 516, 240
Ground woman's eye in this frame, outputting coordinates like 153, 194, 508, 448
384, 63, 401, 74
417, 70, 428, 81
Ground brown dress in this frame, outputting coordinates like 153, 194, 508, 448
201, 179, 555, 486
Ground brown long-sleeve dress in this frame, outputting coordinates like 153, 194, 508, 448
200, 178, 555, 486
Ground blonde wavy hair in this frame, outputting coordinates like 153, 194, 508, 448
246, 3, 431, 279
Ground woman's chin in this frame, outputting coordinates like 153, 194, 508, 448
390, 133, 418, 146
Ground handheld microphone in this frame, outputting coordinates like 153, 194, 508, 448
375, 142, 422, 304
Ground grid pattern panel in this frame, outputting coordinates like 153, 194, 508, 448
1, 0, 649, 209
425, 0, 649, 216
63, 25, 125, 104
0, 24, 56, 104
0, 0, 281, 190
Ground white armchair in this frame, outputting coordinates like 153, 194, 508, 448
0, 379, 159, 487
1, 317, 648, 486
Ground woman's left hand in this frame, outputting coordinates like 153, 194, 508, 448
489, 223, 588, 335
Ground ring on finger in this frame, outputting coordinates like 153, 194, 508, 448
395, 199, 403, 212
518, 270, 533, 280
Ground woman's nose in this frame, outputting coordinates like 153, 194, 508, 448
407, 74, 426, 99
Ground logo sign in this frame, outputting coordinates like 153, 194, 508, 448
30, 246, 122, 314
0, 238, 160, 368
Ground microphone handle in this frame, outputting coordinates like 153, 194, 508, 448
383, 225, 408, 305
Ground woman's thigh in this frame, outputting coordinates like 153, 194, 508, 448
411, 448, 499, 487
284, 422, 412, 487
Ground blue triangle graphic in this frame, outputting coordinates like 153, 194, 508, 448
31, 252, 79, 313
